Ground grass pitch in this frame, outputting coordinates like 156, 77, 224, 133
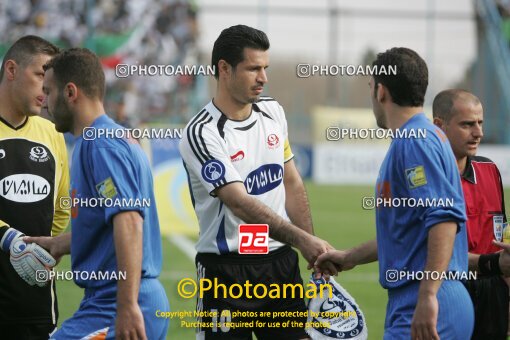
55, 184, 510, 339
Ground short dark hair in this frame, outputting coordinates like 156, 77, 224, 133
211, 25, 270, 79
0, 35, 59, 81
372, 47, 428, 107
432, 89, 481, 122
43, 48, 105, 100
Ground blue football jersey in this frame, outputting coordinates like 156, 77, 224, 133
70, 115, 162, 288
375, 113, 468, 289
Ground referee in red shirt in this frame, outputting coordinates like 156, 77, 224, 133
433, 89, 508, 339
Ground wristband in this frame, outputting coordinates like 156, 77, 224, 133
478, 253, 502, 276
0, 228, 23, 252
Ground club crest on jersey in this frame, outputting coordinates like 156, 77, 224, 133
244, 164, 283, 195
95, 177, 118, 199
0, 149, 5, 159
230, 150, 245, 162
267, 134, 280, 149
405, 165, 427, 189
29, 146, 49, 162
201, 159, 225, 184
494, 215, 504, 242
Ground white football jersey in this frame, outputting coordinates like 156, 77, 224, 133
179, 97, 294, 254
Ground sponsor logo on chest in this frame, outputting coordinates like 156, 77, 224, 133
0, 174, 50, 202
244, 164, 283, 195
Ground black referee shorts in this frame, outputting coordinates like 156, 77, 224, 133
466, 275, 509, 340
195, 245, 308, 340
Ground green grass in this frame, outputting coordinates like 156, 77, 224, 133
55, 184, 510, 339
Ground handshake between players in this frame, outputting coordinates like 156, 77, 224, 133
0, 227, 56, 287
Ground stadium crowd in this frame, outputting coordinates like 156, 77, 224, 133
0, 0, 200, 125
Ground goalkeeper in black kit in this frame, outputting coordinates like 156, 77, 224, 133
0, 36, 70, 340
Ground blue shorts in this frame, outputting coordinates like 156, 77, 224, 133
52, 278, 169, 340
384, 280, 474, 339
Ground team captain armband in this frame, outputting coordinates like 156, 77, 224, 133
478, 253, 502, 276
284, 139, 294, 162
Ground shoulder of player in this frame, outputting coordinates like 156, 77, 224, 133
253, 96, 285, 120
30, 116, 60, 135
29, 116, 67, 149
403, 122, 447, 146
470, 155, 495, 164
469, 155, 502, 176
182, 109, 219, 142
83, 126, 132, 155
394, 128, 441, 154
256, 95, 277, 104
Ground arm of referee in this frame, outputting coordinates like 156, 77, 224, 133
492, 241, 510, 276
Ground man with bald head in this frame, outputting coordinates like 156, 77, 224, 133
433, 89, 508, 340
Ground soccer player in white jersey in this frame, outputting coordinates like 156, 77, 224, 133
179, 25, 333, 339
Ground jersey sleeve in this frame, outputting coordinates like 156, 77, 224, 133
284, 139, 294, 163
51, 133, 70, 236
495, 165, 507, 222
278, 103, 294, 162
179, 123, 243, 196
89, 144, 145, 225
399, 137, 466, 230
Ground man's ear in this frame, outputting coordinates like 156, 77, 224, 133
64, 83, 79, 103
375, 82, 386, 103
3, 60, 18, 81
218, 59, 231, 79
433, 117, 445, 130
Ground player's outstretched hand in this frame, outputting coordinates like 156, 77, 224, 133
0, 228, 56, 287
314, 250, 356, 275
24, 235, 65, 265
296, 234, 334, 273
493, 241, 510, 276
116, 302, 147, 340
411, 293, 440, 340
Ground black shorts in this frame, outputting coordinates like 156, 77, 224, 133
195, 246, 308, 340
3, 323, 56, 340
466, 275, 509, 340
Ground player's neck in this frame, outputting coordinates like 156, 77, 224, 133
0, 86, 26, 127
457, 156, 468, 175
73, 101, 106, 137
386, 106, 423, 131
213, 94, 251, 121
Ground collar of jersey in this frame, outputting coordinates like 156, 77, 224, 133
0, 115, 29, 130
91, 114, 111, 127
400, 112, 426, 130
208, 99, 254, 123
462, 156, 476, 184
77, 114, 111, 141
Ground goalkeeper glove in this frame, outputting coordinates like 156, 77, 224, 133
0, 228, 56, 287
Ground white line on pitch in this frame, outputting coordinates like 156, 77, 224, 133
166, 234, 196, 261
